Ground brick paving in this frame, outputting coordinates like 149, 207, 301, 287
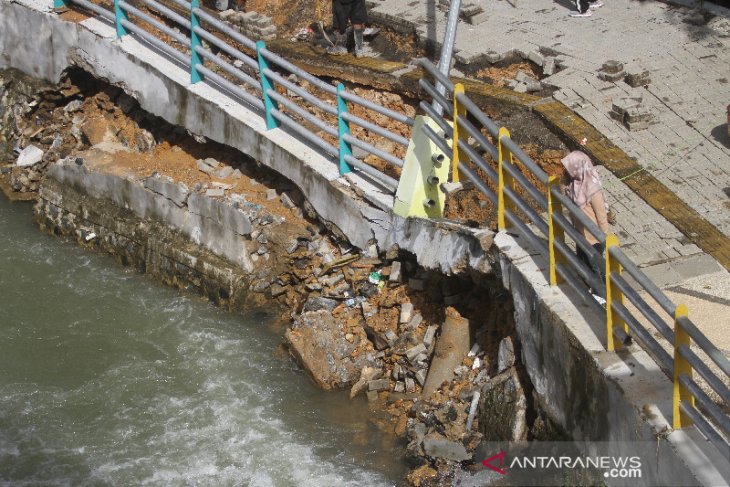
370, 0, 730, 272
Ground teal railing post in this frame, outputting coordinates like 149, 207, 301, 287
337, 83, 352, 175
54, 0, 66, 9
190, 0, 203, 84
113, 0, 128, 38
256, 41, 280, 130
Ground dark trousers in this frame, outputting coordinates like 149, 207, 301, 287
577, 242, 606, 298
575, 0, 597, 13
333, 0, 368, 34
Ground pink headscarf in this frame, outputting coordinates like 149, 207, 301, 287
561, 151, 603, 208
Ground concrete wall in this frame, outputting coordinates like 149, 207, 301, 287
0, 0, 492, 276
492, 233, 728, 486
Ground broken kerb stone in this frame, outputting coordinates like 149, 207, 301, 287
542, 57, 556, 76
399, 302, 414, 324
527, 50, 544, 66
204, 157, 221, 168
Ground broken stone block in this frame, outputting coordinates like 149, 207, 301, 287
514, 82, 528, 93
465, 11, 488, 25
407, 313, 423, 330
601, 60, 624, 74
415, 369, 427, 386
484, 51, 502, 64
406, 343, 427, 362
350, 366, 383, 398
405, 377, 416, 393
269, 284, 286, 297
625, 70, 651, 88
542, 57, 556, 76
384, 329, 398, 345
423, 325, 438, 348
215, 165, 233, 179
497, 336, 515, 373
266, 188, 277, 200
197, 159, 215, 175
280, 192, 296, 209
478, 367, 528, 441
527, 50, 544, 66
394, 381, 406, 393
368, 379, 390, 391
514, 70, 530, 83
204, 157, 220, 168
390, 261, 403, 282
400, 302, 414, 324
205, 188, 225, 197
423, 433, 470, 461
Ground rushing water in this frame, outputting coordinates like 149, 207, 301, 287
0, 197, 406, 486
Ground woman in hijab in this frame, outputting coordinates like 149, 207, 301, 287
561, 150, 609, 297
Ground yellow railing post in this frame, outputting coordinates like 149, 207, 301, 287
451, 83, 466, 183
673, 304, 695, 429
547, 176, 565, 286
604, 234, 626, 351
497, 127, 515, 231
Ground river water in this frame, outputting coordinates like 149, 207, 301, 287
0, 196, 406, 486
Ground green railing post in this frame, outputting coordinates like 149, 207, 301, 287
256, 41, 279, 130
190, 0, 203, 84
337, 84, 352, 175
113, 0, 128, 38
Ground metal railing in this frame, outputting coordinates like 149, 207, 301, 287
417, 59, 730, 456
58, 0, 411, 192
54, 0, 728, 457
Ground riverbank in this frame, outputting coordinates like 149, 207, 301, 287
2, 66, 559, 485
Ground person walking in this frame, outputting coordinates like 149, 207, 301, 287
327, 0, 369, 57
569, 0, 604, 17
561, 150, 609, 298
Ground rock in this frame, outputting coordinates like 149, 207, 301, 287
543, 57, 556, 76
415, 369, 427, 386
204, 157, 220, 168
405, 465, 438, 486
302, 296, 339, 313
497, 336, 515, 373
478, 367, 528, 442
350, 366, 383, 398
394, 381, 405, 393
405, 377, 416, 393
63, 99, 83, 113
389, 261, 403, 282
15, 145, 43, 167
399, 302, 414, 324
423, 433, 470, 461
269, 284, 286, 297
285, 310, 367, 390
384, 329, 398, 345
266, 188, 277, 200
407, 313, 423, 330
231, 168, 243, 179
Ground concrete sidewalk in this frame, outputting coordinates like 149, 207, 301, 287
369, 0, 730, 334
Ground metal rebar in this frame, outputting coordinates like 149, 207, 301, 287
195, 46, 260, 93
343, 154, 399, 190
196, 64, 264, 110
340, 91, 414, 126
341, 112, 409, 147
267, 89, 337, 138
193, 26, 259, 72
342, 134, 404, 168
263, 68, 337, 117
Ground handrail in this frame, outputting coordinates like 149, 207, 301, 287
57, 0, 728, 453
418, 57, 729, 452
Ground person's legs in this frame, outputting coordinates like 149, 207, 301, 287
351, 0, 371, 56
589, 242, 606, 298
327, 0, 348, 55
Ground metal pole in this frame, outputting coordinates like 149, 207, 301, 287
432, 0, 462, 115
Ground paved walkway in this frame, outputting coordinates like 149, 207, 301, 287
368, 0, 730, 339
